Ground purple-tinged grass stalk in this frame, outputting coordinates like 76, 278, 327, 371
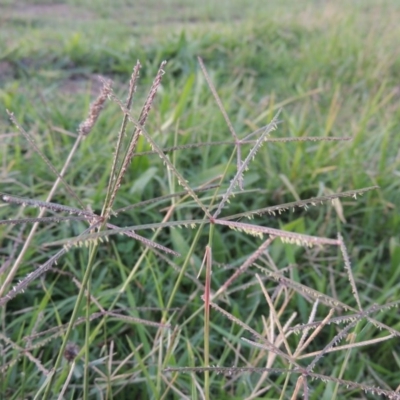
101, 61, 141, 219
214, 237, 275, 298
103, 61, 166, 217
107, 89, 213, 219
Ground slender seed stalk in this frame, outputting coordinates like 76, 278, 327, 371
204, 224, 215, 400
42, 244, 99, 400
84, 249, 94, 400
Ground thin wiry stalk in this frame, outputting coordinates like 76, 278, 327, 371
164, 220, 206, 318
58, 361, 76, 400
304, 372, 400, 400
43, 212, 341, 251
105, 311, 172, 329
2, 193, 181, 255
213, 237, 275, 298
101, 61, 141, 220
20, 307, 165, 354
164, 365, 295, 375
22, 311, 107, 345
252, 265, 352, 310
302, 376, 309, 400
294, 300, 320, 356
105, 222, 179, 256
220, 185, 379, 220
70, 273, 105, 312
45, 222, 180, 256
292, 376, 303, 400
210, 301, 300, 366
283, 290, 400, 339
294, 308, 335, 357
0, 247, 65, 307
256, 274, 293, 358
107, 341, 114, 399
296, 308, 335, 358
337, 324, 358, 398
298, 334, 395, 359
84, 244, 94, 400
288, 298, 400, 334
202, 245, 212, 400
138, 61, 168, 125
0, 215, 91, 226
55, 198, 178, 385
104, 61, 166, 214
42, 242, 100, 399
240, 337, 299, 366
212, 111, 281, 219
3, 56, 392, 398
305, 304, 380, 373
224, 273, 270, 297
338, 233, 362, 310
107, 89, 213, 219
198, 56, 245, 190
25, 311, 44, 348
1, 194, 98, 218
215, 219, 340, 246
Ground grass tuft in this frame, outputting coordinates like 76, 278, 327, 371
1, 2, 399, 398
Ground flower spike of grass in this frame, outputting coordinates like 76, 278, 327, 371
101, 62, 141, 219
215, 219, 340, 246
221, 185, 379, 221
212, 110, 281, 219
107, 89, 213, 219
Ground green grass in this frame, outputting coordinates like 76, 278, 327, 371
1, 1, 400, 399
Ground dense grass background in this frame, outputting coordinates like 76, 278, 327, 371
1, 0, 400, 399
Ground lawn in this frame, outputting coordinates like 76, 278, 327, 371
1, 1, 400, 399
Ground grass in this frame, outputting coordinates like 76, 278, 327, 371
1, 1, 400, 399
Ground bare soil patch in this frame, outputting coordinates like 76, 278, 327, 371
6, 3, 96, 21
